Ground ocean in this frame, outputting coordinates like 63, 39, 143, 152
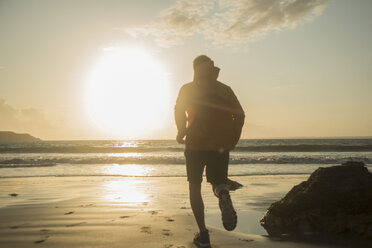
0, 139, 371, 178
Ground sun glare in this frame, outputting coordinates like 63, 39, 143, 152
85, 47, 170, 138
103, 179, 149, 205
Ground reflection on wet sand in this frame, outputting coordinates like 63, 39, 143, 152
102, 163, 154, 176
102, 178, 150, 206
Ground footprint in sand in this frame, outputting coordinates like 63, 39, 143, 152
34, 229, 51, 244
149, 210, 158, 215
165, 217, 175, 222
34, 238, 47, 244
10, 223, 29, 229
120, 215, 131, 219
64, 211, 74, 215
162, 229, 172, 236
65, 222, 86, 227
239, 238, 254, 242
141, 226, 152, 234
163, 244, 173, 248
79, 203, 93, 207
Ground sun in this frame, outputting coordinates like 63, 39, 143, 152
84, 47, 170, 138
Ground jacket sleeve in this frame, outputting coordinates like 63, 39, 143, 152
229, 87, 245, 143
174, 85, 187, 134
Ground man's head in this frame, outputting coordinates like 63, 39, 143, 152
193, 55, 213, 70
193, 55, 214, 80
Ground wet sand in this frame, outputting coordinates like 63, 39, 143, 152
0, 175, 350, 247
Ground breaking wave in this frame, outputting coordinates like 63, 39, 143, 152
1, 155, 371, 168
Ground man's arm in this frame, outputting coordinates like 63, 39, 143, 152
229, 87, 245, 144
174, 85, 188, 144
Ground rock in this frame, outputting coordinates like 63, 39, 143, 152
260, 161, 372, 240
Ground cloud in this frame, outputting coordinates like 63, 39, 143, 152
0, 98, 54, 136
126, 0, 215, 47
125, 0, 329, 47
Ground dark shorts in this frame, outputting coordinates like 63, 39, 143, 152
184, 149, 229, 185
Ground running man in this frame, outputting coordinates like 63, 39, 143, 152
175, 55, 245, 247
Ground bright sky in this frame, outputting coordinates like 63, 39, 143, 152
0, 0, 371, 140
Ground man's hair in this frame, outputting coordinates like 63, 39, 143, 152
193, 55, 212, 70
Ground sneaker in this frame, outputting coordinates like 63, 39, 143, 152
193, 230, 211, 248
219, 191, 237, 231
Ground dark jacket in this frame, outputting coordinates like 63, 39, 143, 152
175, 79, 245, 151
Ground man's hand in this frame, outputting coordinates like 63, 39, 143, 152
176, 129, 186, 144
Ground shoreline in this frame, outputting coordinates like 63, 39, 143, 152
0, 172, 314, 179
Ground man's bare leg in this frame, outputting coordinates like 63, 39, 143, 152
189, 182, 208, 232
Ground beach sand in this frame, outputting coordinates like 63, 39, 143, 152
0, 175, 351, 247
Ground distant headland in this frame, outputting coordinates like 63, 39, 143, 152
0, 131, 41, 142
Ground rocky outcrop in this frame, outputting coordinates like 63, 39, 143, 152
0, 131, 41, 142
260, 161, 372, 240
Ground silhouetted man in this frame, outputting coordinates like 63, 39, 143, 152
175, 55, 245, 247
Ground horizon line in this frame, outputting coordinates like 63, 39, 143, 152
41, 136, 372, 141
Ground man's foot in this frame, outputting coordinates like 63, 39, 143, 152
193, 230, 211, 248
226, 178, 243, 191
219, 191, 237, 231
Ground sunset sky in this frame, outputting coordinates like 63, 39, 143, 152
1, 0, 371, 140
